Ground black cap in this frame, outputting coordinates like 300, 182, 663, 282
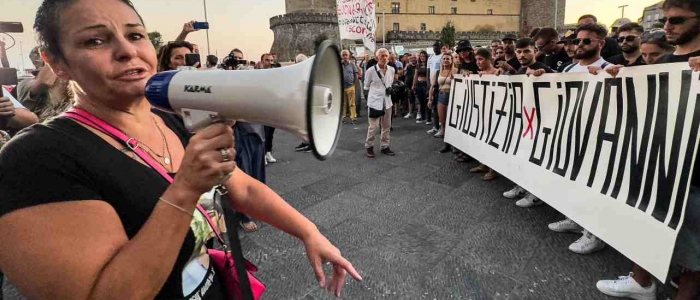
502, 33, 517, 42
557, 30, 576, 44
456, 40, 473, 52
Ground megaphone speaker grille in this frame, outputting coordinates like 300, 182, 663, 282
306, 41, 343, 160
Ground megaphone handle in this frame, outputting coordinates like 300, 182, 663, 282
182, 108, 224, 132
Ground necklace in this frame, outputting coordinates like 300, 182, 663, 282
138, 117, 172, 171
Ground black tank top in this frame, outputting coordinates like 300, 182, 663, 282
0, 110, 225, 299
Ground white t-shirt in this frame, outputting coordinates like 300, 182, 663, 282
563, 57, 613, 74
428, 54, 443, 84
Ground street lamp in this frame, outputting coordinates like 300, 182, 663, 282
619, 4, 628, 19
203, 0, 211, 56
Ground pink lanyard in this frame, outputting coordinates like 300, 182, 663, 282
63, 108, 226, 244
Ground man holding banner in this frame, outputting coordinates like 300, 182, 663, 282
595, 1, 700, 299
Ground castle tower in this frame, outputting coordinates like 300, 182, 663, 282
520, 0, 567, 36
269, 0, 340, 62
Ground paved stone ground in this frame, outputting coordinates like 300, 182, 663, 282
240, 115, 673, 300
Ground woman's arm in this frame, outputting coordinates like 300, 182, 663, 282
0, 185, 199, 300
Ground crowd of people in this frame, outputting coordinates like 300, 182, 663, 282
1, 0, 700, 299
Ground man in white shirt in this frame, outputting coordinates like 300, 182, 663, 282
363, 48, 396, 158
548, 23, 614, 255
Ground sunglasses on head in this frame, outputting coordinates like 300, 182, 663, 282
571, 38, 600, 45
617, 36, 638, 43
659, 16, 700, 25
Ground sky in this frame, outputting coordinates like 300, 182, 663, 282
1, 0, 661, 71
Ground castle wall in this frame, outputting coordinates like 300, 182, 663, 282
286, 0, 336, 14
270, 13, 340, 62
520, 0, 566, 36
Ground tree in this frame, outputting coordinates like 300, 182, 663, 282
440, 21, 456, 48
148, 31, 163, 50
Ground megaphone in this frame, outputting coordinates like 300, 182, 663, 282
145, 41, 343, 160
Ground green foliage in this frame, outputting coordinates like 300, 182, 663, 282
148, 31, 163, 50
440, 22, 456, 48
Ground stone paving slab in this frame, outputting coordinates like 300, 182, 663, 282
241, 116, 671, 300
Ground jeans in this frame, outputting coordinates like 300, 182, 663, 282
228, 133, 266, 224
415, 81, 429, 120
264, 126, 275, 152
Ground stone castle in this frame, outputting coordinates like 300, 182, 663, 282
270, 0, 566, 62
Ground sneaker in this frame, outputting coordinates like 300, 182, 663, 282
427, 128, 438, 134
548, 218, 583, 233
381, 148, 396, 156
417, 119, 425, 124
516, 194, 544, 208
416, 113, 422, 120
404, 113, 412, 119
265, 152, 277, 163
295, 142, 310, 151
426, 121, 433, 125
503, 186, 526, 199
366, 147, 376, 158
569, 230, 606, 254
434, 132, 444, 138
596, 273, 657, 300
303, 146, 313, 153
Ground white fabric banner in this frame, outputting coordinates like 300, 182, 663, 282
445, 63, 700, 281
336, 0, 377, 52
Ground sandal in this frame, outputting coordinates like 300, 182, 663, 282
483, 170, 499, 181
240, 221, 259, 232
470, 164, 488, 173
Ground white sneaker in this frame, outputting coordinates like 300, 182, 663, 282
503, 185, 526, 199
516, 194, 544, 208
426, 121, 433, 125
427, 128, 438, 134
416, 113, 422, 120
548, 218, 583, 233
265, 152, 277, 163
417, 119, 425, 124
596, 273, 657, 300
569, 230, 606, 254
404, 113, 412, 119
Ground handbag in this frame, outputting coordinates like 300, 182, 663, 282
63, 108, 265, 300
369, 66, 388, 118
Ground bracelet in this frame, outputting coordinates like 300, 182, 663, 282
159, 197, 194, 217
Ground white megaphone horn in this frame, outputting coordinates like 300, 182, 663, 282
145, 41, 343, 160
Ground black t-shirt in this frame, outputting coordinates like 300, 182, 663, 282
657, 49, 700, 187
658, 50, 700, 63
607, 54, 646, 67
602, 37, 622, 60
516, 62, 555, 75
0, 110, 226, 299
545, 49, 572, 71
495, 56, 522, 74
458, 61, 479, 74
405, 64, 416, 88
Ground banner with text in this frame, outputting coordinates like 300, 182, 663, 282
445, 63, 700, 281
336, 0, 376, 52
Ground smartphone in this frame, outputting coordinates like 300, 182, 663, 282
0, 22, 23, 33
185, 53, 201, 67
193, 22, 209, 30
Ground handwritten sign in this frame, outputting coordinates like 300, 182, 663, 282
337, 0, 376, 52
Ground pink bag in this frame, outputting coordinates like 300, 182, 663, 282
64, 109, 266, 300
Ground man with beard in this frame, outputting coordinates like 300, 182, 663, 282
534, 27, 571, 71
549, 23, 613, 256
496, 33, 521, 74
660, 0, 700, 64
578, 14, 622, 60
607, 23, 646, 66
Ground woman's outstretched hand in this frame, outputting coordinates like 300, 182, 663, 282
303, 231, 362, 297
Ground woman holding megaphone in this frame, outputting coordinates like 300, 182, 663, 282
0, 0, 361, 299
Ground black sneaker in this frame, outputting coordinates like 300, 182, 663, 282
303, 145, 313, 153
295, 142, 310, 151
381, 148, 395, 156
366, 147, 376, 158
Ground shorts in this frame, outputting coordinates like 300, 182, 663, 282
437, 93, 450, 105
